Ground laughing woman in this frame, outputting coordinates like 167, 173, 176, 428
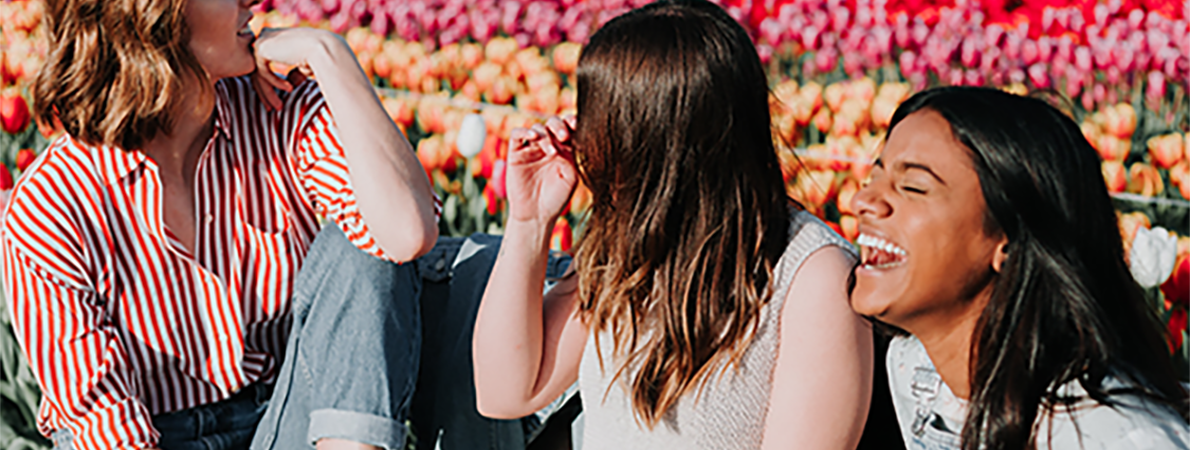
3, 0, 437, 449
850, 86, 1189, 450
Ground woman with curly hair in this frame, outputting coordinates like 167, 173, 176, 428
3, 0, 438, 448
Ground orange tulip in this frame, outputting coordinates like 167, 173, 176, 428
1126, 162, 1164, 197
793, 170, 837, 210
839, 215, 859, 241
836, 179, 860, 216
824, 82, 847, 113
1118, 211, 1151, 259
1096, 134, 1130, 162
1148, 133, 1185, 169
570, 182, 593, 216
472, 62, 502, 93
551, 42, 582, 75
461, 43, 484, 70
485, 37, 518, 66
1102, 160, 1127, 193
812, 109, 833, 134
417, 134, 443, 173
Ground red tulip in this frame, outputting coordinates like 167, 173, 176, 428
1168, 307, 1187, 353
1, 89, 31, 135
483, 184, 500, 216
0, 164, 11, 190
551, 217, 573, 252
1162, 254, 1189, 306
15, 149, 35, 172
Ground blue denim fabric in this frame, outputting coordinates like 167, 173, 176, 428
50, 379, 272, 450
250, 225, 421, 450
408, 234, 573, 450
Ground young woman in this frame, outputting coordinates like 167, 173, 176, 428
471, 1, 874, 448
849, 86, 1190, 449
3, 0, 438, 449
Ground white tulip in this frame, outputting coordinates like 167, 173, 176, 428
457, 113, 487, 158
1129, 226, 1178, 288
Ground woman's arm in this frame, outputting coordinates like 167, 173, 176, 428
471, 117, 589, 418
472, 225, 588, 418
762, 246, 874, 449
252, 28, 437, 261
2, 242, 160, 449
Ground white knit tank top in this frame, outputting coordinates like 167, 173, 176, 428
577, 210, 856, 449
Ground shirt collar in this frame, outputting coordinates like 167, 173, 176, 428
97, 81, 233, 183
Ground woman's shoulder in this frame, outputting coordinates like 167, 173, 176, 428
6, 135, 107, 212
1, 135, 106, 276
784, 209, 858, 261
1040, 384, 1190, 450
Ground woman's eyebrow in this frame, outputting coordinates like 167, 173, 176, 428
895, 161, 947, 186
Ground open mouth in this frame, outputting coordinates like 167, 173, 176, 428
237, 21, 255, 40
856, 233, 908, 270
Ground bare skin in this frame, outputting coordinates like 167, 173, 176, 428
471, 117, 873, 449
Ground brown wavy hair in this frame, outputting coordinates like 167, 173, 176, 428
32, 0, 206, 151
573, 0, 792, 427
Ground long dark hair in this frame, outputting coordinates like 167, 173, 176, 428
572, 0, 791, 427
888, 86, 1189, 450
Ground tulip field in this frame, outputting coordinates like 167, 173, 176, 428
1, 0, 1189, 447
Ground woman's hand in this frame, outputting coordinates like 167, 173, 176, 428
506, 116, 579, 226
249, 27, 335, 110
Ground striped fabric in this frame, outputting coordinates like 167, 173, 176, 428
1, 76, 416, 450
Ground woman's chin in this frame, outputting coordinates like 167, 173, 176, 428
848, 286, 889, 318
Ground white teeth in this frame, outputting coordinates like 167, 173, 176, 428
857, 233, 907, 256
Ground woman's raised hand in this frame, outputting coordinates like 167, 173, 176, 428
249, 27, 336, 110
506, 116, 579, 226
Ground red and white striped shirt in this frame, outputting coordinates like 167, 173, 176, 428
1, 77, 407, 450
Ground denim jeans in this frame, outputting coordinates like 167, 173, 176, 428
50, 227, 573, 450
408, 234, 573, 450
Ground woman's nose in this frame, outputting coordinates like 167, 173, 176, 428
852, 181, 891, 220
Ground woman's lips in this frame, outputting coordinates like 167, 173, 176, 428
857, 232, 908, 270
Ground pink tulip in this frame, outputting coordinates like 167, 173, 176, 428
803, 25, 822, 49
1147, 71, 1167, 103
1021, 39, 1039, 65
815, 48, 837, 73
1029, 63, 1050, 88
1074, 45, 1093, 72
1128, 9, 1144, 30
961, 37, 979, 68
491, 159, 507, 199
1093, 83, 1107, 103
900, 50, 918, 77
965, 69, 983, 86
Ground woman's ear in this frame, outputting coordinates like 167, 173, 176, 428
991, 238, 1009, 273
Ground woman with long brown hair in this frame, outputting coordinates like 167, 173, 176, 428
850, 86, 1189, 449
3, 0, 437, 448
471, 1, 873, 447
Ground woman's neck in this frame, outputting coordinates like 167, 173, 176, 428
141, 81, 216, 179
907, 289, 993, 401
